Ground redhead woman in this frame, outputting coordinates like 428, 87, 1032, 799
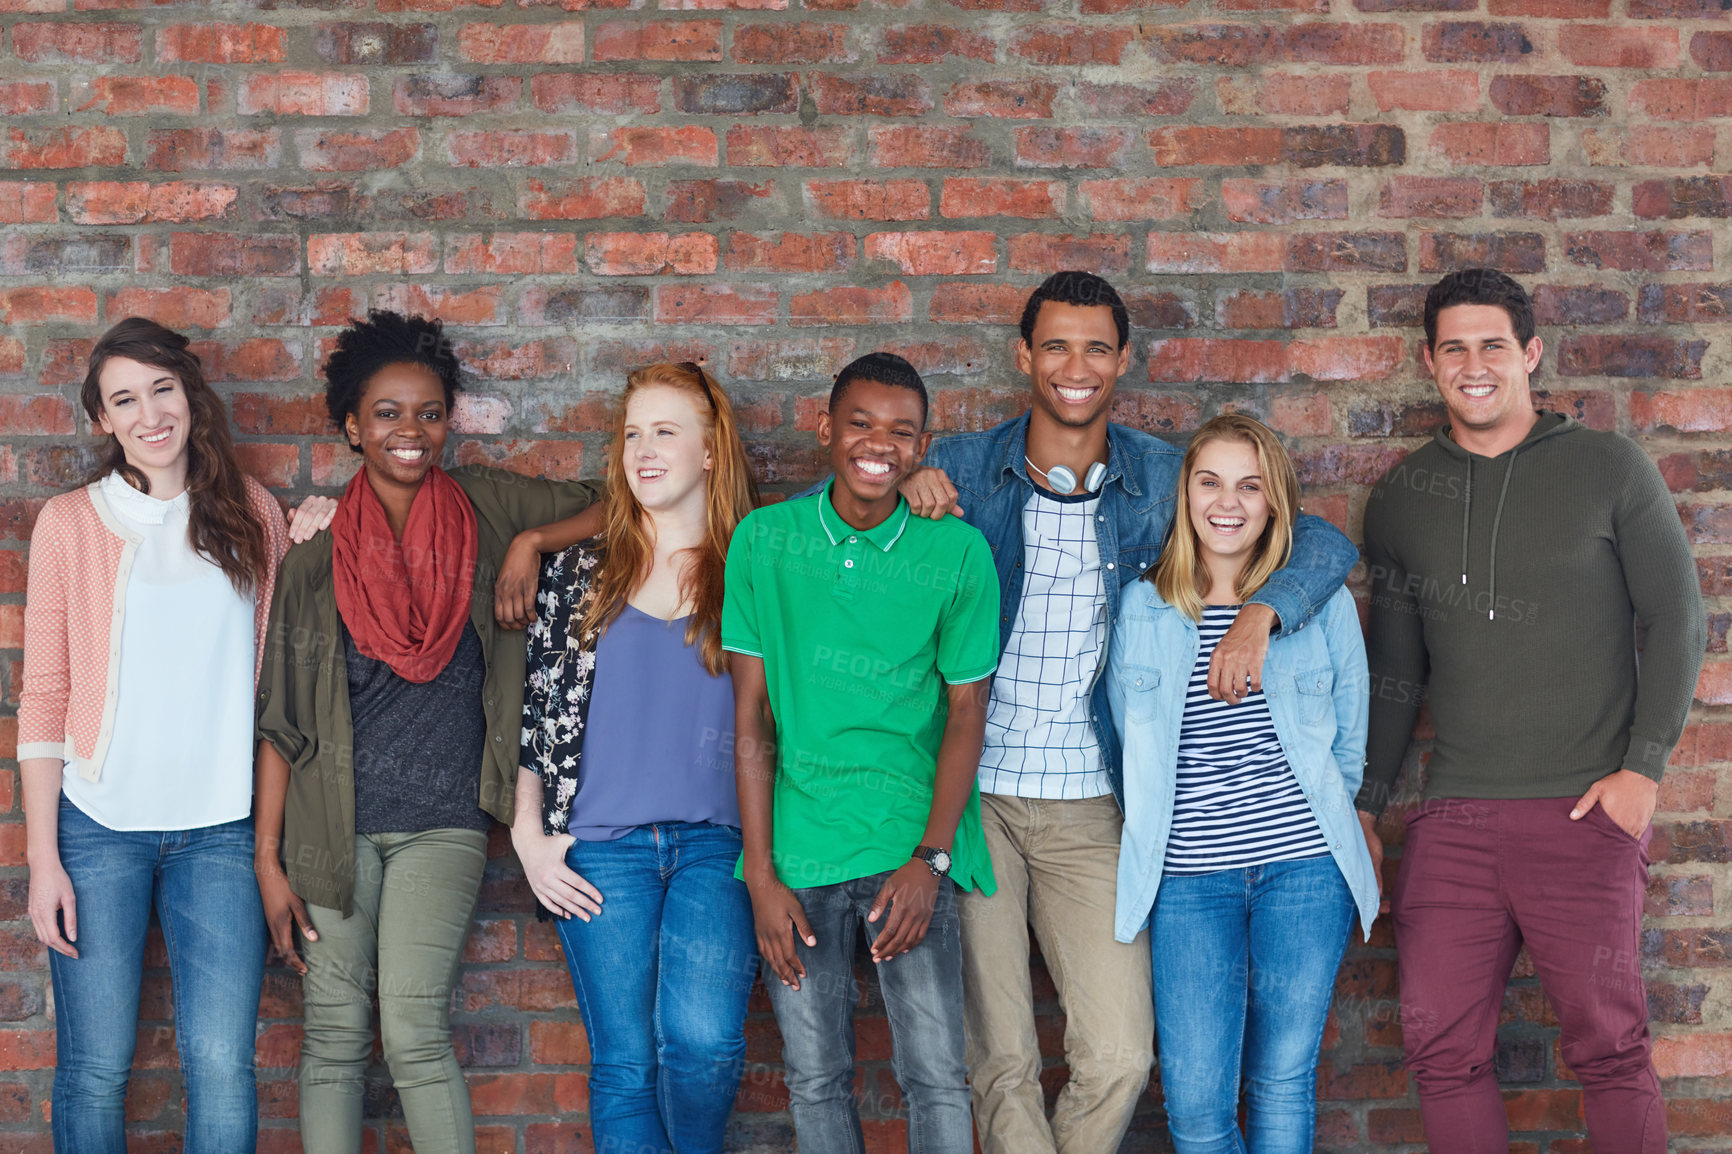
512, 362, 760, 1154
253, 311, 602, 1154
1107, 414, 1380, 1154
20, 318, 293, 1152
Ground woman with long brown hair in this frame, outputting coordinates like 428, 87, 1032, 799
19, 317, 291, 1152
511, 361, 759, 1154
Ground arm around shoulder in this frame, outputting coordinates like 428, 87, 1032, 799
1251, 512, 1358, 637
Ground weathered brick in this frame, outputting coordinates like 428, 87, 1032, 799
518, 177, 645, 220
592, 126, 718, 168
1584, 128, 1714, 171
654, 284, 778, 326
157, 22, 287, 62
1558, 335, 1706, 380
939, 179, 1063, 219
870, 127, 989, 171
393, 74, 517, 116
148, 128, 280, 171
1007, 233, 1135, 275
591, 20, 722, 61
0, 182, 55, 224
1009, 22, 1135, 65
1692, 31, 1732, 72
1419, 231, 1546, 274
1218, 73, 1352, 117
1287, 232, 1410, 272
314, 22, 438, 64
666, 178, 775, 222
865, 231, 996, 276
1014, 128, 1135, 170
1147, 232, 1288, 274
1222, 179, 1349, 224
1560, 24, 1679, 68
1423, 21, 1534, 62
726, 232, 854, 274
1430, 122, 1549, 166
1366, 70, 1480, 112
789, 282, 912, 327
1074, 80, 1197, 118
239, 72, 368, 116
943, 79, 1057, 119
307, 232, 438, 276
457, 22, 585, 63
65, 181, 236, 225
1633, 177, 1732, 220
12, 21, 140, 62
735, 22, 852, 63
1490, 76, 1608, 118
447, 131, 577, 168
673, 74, 797, 116
1629, 79, 1732, 121
170, 233, 299, 276
805, 179, 929, 221
1377, 176, 1484, 219
1533, 284, 1629, 326
74, 76, 200, 117
878, 23, 993, 63
1564, 229, 1713, 272
584, 232, 718, 276
1488, 179, 1614, 220
444, 232, 579, 275
727, 126, 852, 168
297, 128, 418, 172
532, 74, 661, 115
809, 73, 933, 117
0, 80, 54, 117
1082, 178, 1201, 222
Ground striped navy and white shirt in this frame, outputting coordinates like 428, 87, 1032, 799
1164, 605, 1330, 875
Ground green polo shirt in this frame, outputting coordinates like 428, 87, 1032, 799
722, 480, 1001, 894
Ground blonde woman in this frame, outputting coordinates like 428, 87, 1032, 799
511, 362, 759, 1154
1106, 414, 1379, 1154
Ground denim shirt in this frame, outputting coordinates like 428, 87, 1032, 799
1106, 584, 1379, 942
918, 411, 1361, 803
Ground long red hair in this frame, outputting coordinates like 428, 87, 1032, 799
579, 363, 757, 675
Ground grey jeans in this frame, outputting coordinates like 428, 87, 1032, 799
298, 827, 488, 1154
764, 871, 972, 1154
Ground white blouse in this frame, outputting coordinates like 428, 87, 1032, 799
61, 472, 256, 831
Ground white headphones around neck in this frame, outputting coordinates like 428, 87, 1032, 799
1027, 457, 1107, 495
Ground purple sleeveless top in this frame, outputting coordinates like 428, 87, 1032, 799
569, 604, 740, 840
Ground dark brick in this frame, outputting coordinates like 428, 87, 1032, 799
1490, 75, 1609, 118
672, 74, 798, 116
1533, 284, 1629, 326
1282, 125, 1406, 168
1368, 284, 1429, 328
1288, 232, 1410, 272
1639, 283, 1732, 325
314, 22, 437, 64
1648, 982, 1709, 1025
1557, 335, 1706, 380
1494, 1035, 1548, 1084
1691, 31, 1732, 71
1423, 22, 1535, 63
1349, 400, 1448, 437
1487, 180, 1614, 221
665, 179, 776, 223
1419, 231, 1546, 274
1633, 177, 1732, 221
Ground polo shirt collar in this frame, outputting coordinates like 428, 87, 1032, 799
818, 478, 911, 552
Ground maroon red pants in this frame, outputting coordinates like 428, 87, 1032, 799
1392, 796, 1663, 1154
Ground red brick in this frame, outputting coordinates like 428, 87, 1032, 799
1149, 338, 1287, 384
66, 181, 235, 225
1558, 334, 1706, 380
809, 73, 932, 117
789, 282, 912, 327
372, 283, 505, 326
392, 74, 517, 116
591, 20, 721, 61
445, 233, 578, 275
12, 20, 139, 61
1009, 22, 1135, 65
1488, 179, 1613, 220
1630, 79, 1732, 121
727, 126, 852, 168
940, 178, 1063, 219
654, 284, 777, 326
805, 179, 929, 222
878, 23, 992, 63
725, 232, 854, 274
1420, 230, 1545, 273
458, 22, 584, 63
665, 178, 774, 223
156, 22, 286, 62
1633, 176, 1732, 220
674, 73, 798, 116
1491, 75, 1607, 117
1564, 229, 1712, 272
1075, 79, 1197, 117
73, 76, 199, 117
1367, 70, 1479, 112
943, 78, 1058, 119
1290, 336, 1407, 381
1145, 22, 1281, 66
1377, 176, 1484, 219
0, 287, 96, 325
1147, 232, 1287, 274
1582, 127, 1714, 169
1283, 21, 1406, 63
296, 127, 418, 172
449, 336, 580, 378
238, 72, 367, 116
531, 73, 660, 115
1008, 233, 1134, 275
1693, 31, 1732, 72
1489, 0, 1606, 12
168, 233, 298, 277
734, 21, 852, 63
147, 128, 279, 172
307, 232, 438, 276
1014, 128, 1133, 170
591, 126, 717, 168
584, 232, 717, 276
1217, 73, 1350, 117
870, 126, 988, 171
1559, 24, 1678, 68
1082, 178, 1200, 222
1423, 21, 1534, 63
518, 177, 645, 220
313, 21, 438, 64
1430, 122, 1549, 166
0, 394, 74, 435
0, 181, 56, 223
864, 231, 995, 276
0, 80, 54, 116
448, 130, 576, 168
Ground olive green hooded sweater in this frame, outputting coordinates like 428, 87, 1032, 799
1357, 411, 1706, 813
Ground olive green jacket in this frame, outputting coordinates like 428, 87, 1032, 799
256, 465, 602, 916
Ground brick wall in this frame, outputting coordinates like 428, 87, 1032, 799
0, 0, 1729, 1149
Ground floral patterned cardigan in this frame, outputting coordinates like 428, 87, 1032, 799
520, 540, 605, 837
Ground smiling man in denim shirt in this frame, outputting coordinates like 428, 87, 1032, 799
895, 271, 1360, 1154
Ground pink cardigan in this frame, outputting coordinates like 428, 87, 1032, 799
18, 476, 290, 782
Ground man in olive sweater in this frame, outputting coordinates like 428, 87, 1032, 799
1357, 269, 1705, 1154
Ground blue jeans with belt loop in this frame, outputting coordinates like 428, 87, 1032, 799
49, 797, 265, 1154
554, 821, 758, 1154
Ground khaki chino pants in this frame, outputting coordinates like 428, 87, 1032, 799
959, 793, 1154, 1154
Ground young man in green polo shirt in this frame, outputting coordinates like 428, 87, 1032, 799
723, 352, 1001, 1152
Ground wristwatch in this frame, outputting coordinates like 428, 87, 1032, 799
914, 845, 952, 878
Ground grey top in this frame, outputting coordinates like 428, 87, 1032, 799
569, 604, 740, 841
345, 620, 490, 835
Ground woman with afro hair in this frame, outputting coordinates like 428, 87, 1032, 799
254, 311, 604, 1154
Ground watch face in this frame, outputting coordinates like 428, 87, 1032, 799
931, 849, 952, 873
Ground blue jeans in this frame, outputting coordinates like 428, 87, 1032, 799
555, 822, 757, 1154
1151, 855, 1354, 1154
49, 798, 264, 1154
764, 872, 971, 1154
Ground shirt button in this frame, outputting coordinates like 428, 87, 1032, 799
844, 559, 855, 568
848, 536, 857, 543
1097, 515, 1105, 522
1106, 562, 1115, 570
494, 735, 502, 743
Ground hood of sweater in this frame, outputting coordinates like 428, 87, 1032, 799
1427, 410, 1577, 622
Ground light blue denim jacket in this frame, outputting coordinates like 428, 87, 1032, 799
1106, 583, 1379, 942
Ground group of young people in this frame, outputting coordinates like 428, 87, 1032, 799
18, 267, 1701, 1154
